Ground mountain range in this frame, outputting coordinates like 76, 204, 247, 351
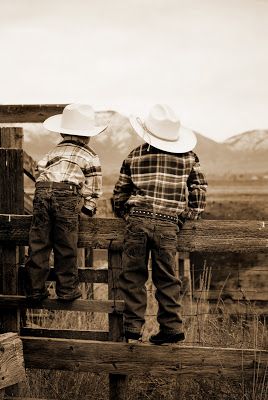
21, 111, 268, 178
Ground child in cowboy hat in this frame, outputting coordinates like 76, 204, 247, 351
113, 104, 208, 344
25, 104, 108, 302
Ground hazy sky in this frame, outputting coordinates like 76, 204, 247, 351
1, 0, 268, 141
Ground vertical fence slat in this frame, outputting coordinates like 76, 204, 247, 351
108, 248, 128, 400
0, 148, 24, 332
0, 128, 24, 397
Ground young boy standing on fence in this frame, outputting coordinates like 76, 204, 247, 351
113, 104, 208, 344
25, 104, 108, 302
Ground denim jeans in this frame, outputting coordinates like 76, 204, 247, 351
25, 184, 83, 299
119, 215, 183, 334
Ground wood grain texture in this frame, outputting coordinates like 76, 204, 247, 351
0, 295, 124, 313
0, 215, 267, 253
20, 327, 109, 341
193, 289, 268, 302
21, 336, 268, 378
0, 128, 23, 148
0, 333, 25, 390
0, 105, 115, 123
18, 266, 108, 283
0, 149, 24, 335
108, 249, 127, 400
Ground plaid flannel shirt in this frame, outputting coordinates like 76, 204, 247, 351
36, 139, 102, 210
113, 144, 207, 220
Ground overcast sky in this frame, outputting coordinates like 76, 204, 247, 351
1, 0, 268, 141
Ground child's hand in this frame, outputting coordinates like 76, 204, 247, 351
177, 215, 186, 230
81, 206, 95, 217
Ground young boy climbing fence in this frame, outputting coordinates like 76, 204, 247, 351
113, 104, 208, 344
25, 104, 108, 302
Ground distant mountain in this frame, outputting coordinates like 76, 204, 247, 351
93, 114, 268, 177
193, 130, 268, 176
224, 130, 268, 152
18, 112, 268, 178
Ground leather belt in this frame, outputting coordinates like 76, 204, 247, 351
129, 209, 178, 223
36, 181, 79, 193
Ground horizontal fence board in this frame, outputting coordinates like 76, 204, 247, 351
21, 337, 268, 378
49, 266, 108, 283
0, 105, 114, 123
0, 104, 66, 122
21, 328, 109, 341
208, 303, 268, 321
0, 295, 124, 313
0, 215, 267, 253
193, 289, 268, 302
18, 266, 108, 284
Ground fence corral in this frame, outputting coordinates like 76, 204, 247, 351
0, 106, 268, 400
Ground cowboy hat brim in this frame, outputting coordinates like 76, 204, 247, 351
129, 115, 197, 153
43, 114, 108, 137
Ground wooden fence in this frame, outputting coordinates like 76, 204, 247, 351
0, 106, 268, 400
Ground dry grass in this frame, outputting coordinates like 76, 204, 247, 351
18, 263, 267, 400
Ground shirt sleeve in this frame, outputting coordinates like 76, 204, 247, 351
113, 158, 133, 217
81, 155, 102, 210
35, 154, 49, 179
185, 154, 208, 220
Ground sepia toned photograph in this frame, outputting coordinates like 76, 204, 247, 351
0, 1, 267, 399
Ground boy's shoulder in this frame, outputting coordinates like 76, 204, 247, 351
59, 139, 98, 157
128, 144, 144, 155
125, 146, 199, 162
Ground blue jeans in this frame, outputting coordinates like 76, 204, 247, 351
119, 215, 183, 334
25, 183, 83, 299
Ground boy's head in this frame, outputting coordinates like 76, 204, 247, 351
60, 133, 90, 145
43, 103, 109, 138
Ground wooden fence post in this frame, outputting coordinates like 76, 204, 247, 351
0, 333, 26, 391
85, 248, 94, 300
0, 127, 23, 149
179, 252, 192, 298
108, 248, 128, 400
0, 128, 24, 397
0, 127, 24, 332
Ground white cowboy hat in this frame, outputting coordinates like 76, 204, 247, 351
43, 103, 108, 137
129, 104, 197, 153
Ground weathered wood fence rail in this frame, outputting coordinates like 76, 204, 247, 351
0, 214, 267, 252
0, 106, 268, 400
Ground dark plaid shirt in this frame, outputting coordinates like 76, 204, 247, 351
36, 139, 102, 210
113, 144, 207, 220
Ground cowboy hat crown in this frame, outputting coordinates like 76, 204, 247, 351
43, 103, 108, 137
129, 104, 197, 153
145, 104, 181, 141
